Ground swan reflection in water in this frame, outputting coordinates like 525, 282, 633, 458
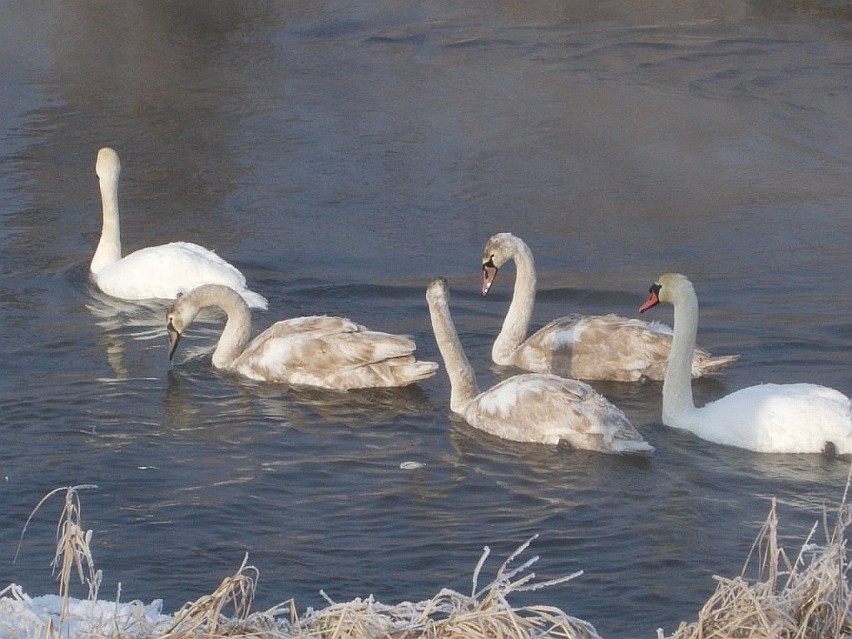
85, 284, 178, 380
164, 362, 434, 433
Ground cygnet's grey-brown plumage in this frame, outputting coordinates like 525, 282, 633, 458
167, 284, 437, 390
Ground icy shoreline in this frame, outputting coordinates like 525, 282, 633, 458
0, 587, 172, 639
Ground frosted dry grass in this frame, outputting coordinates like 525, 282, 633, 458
661, 479, 852, 639
277, 535, 600, 639
156, 534, 601, 639
158, 554, 260, 639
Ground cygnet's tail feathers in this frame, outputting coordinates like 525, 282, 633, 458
415, 360, 440, 378
695, 353, 740, 377
615, 439, 655, 456
394, 361, 439, 385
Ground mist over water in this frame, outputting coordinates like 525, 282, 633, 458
1, 2, 850, 637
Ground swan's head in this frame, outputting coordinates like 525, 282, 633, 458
639, 273, 693, 313
166, 284, 248, 360
481, 232, 523, 296
95, 147, 121, 182
426, 277, 450, 306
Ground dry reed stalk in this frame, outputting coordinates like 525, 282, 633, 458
660, 480, 852, 639
14, 484, 101, 633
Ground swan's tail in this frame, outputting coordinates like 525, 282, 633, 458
694, 353, 740, 377
605, 419, 655, 456
614, 439, 655, 456
395, 361, 440, 385
239, 288, 269, 311
345, 359, 439, 389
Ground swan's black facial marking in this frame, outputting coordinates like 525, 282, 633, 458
639, 283, 662, 313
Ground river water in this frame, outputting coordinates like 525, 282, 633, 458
1, 2, 851, 638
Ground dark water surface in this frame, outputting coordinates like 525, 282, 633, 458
1, 2, 851, 638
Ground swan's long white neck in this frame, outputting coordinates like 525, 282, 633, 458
427, 284, 480, 413
185, 286, 253, 370
90, 167, 122, 274
493, 238, 536, 365
663, 281, 700, 425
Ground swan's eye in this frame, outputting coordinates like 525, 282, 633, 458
483, 256, 496, 269
649, 283, 661, 296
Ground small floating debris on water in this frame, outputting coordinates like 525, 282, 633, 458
399, 461, 424, 470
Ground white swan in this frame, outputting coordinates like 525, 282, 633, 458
90, 147, 268, 309
481, 233, 738, 382
640, 273, 852, 454
167, 284, 438, 390
426, 277, 653, 454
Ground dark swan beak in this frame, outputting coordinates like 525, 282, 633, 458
167, 322, 182, 361
482, 261, 498, 297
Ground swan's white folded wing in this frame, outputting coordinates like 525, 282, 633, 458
697, 383, 852, 453
95, 241, 268, 309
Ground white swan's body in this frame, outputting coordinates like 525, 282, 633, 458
481, 233, 738, 382
426, 277, 653, 454
640, 273, 852, 454
90, 147, 267, 309
167, 285, 437, 390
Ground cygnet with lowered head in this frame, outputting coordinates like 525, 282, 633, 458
167, 284, 438, 390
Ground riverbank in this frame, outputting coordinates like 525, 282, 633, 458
1, 484, 849, 639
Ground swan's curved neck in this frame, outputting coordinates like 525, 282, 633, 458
493, 240, 536, 364
187, 287, 253, 370
91, 172, 122, 274
428, 291, 479, 413
663, 286, 699, 425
